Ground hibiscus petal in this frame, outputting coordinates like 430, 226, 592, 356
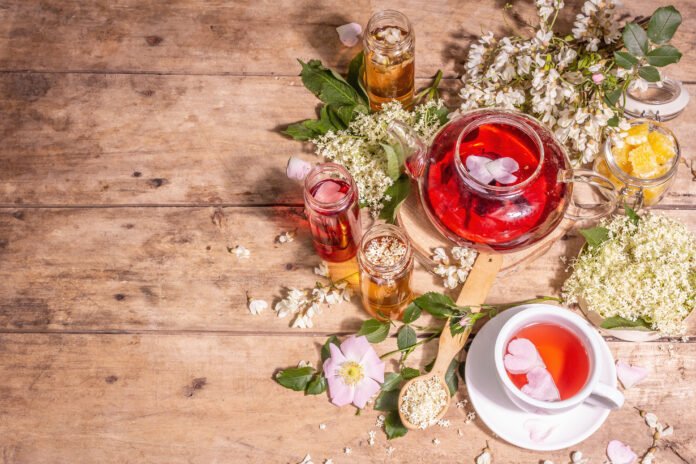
326, 375, 355, 407
524, 419, 554, 443
352, 377, 381, 409
340, 335, 371, 362
286, 156, 313, 181
336, 23, 362, 47
522, 366, 560, 401
360, 348, 385, 383
607, 440, 637, 464
616, 360, 648, 389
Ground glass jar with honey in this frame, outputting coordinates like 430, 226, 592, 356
357, 223, 414, 321
594, 119, 681, 209
363, 10, 415, 111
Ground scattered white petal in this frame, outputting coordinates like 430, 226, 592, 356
336, 22, 362, 47
277, 230, 296, 244
475, 449, 491, 464
314, 262, 330, 278
524, 419, 555, 443
607, 440, 637, 464
368, 430, 376, 446
298, 454, 313, 464
571, 450, 586, 463
343, 447, 351, 455
386, 446, 395, 456
432, 438, 440, 446
287, 156, 313, 181
660, 425, 674, 437
616, 361, 648, 389
376, 414, 385, 428
231, 245, 250, 259
644, 412, 658, 428
247, 298, 267, 315
319, 423, 326, 430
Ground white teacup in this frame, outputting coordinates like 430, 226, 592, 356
493, 304, 624, 415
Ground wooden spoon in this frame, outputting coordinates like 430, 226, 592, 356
397, 251, 503, 429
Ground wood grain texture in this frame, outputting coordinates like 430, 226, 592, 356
0, 333, 693, 463
0, 0, 694, 80
1, 206, 694, 336
1, 73, 694, 207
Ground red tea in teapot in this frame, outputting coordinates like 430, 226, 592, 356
423, 117, 568, 251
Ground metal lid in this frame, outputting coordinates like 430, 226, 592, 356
623, 76, 690, 121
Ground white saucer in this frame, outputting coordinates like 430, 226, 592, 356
465, 305, 617, 451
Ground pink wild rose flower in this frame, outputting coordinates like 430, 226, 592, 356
323, 335, 385, 408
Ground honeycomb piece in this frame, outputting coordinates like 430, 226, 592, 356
611, 143, 632, 172
647, 130, 676, 164
628, 143, 659, 178
625, 123, 649, 145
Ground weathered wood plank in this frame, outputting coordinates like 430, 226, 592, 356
0, 0, 694, 80
0, 333, 693, 463
1, 73, 694, 207
1, 206, 694, 335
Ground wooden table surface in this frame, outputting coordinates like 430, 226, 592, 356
1, 1, 695, 462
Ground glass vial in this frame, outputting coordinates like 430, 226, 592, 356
363, 10, 415, 111
304, 163, 362, 263
357, 224, 414, 320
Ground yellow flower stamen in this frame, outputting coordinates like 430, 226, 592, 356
339, 361, 364, 386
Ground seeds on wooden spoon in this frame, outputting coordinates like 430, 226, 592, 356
399, 377, 448, 429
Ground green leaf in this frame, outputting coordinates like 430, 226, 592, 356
413, 292, 457, 319
607, 116, 619, 127
321, 335, 340, 362
385, 411, 408, 439
604, 88, 623, 107
379, 174, 411, 224
646, 45, 682, 67
375, 390, 400, 411
444, 359, 459, 396
357, 319, 390, 343
305, 374, 327, 395
624, 204, 640, 226
402, 303, 422, 324
401, 367, 420, 380
449, 317, 467, 336
622, 23, 649, 57
600, 316, 652, 331
457, 359, 466, 382
647, 6, 682, 44
614, 51, 638, 69
397, 325, 417, 350
579, 226, 610, 249
638, 66, 661, 82
275, 366, 316, 391
299, 59, 362, 107
282, 121, 317, 141
381, 372, 403, 392
325, 104, 348, 130
382, 143, 403, 181
347, 51, 368, 102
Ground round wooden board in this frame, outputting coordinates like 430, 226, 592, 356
396, 188, 576, 276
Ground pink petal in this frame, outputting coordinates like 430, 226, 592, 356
322, 343, 347, 376
593, 73, 605, 84
352, 377, 381, 408
607, 440, 637, 464
326, 375, 355, 407
495, 157, 520, 172
286, 157, 313, 181
340, 335, 371, 362
336, 23, 362, 47
616, 361, 648, 389
522, 366, 560, 401
465, 155, 491, 172
524, 419, 554, 443
504, 338, 545, 374
486, 158, 518, 184
360, 348, 385, 383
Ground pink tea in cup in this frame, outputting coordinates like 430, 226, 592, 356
503, 322, 590, 401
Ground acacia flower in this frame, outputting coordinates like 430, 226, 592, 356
323, 335, 385, 408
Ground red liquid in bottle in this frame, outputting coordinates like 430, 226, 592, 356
506, 323, 590, 400
424, 120, 569, 251
307, 178, 361, 262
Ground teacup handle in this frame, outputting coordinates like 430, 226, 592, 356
559, 168, 618, 221
587, 382, 624, 409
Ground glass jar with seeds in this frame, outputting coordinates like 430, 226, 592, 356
357, 223, 414, 320
363, 10, 415, 110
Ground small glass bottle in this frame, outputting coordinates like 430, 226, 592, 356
304, 163, 362, 263
357, 224, 414, 320
363, 10, 415, 111
595, 119, 681, 209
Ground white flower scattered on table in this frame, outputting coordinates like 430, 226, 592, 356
246, 295, 267, 315
475, 443, 491, 464
457, 0, 684, 163
323, 335, 385, 408
276, 230, 296, 244
336, 23, 362, 47
274, 278, 352, 328
343, 447, 351, 455
571, 450, 587, 463
229, 245, 250, 259
314, 262, 330, 278
298, 454, 313, 464
432, 246, 478, 289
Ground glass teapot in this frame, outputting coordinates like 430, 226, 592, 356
388, 108, 617, 252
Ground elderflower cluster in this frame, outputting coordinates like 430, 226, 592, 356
432, 246, 478, 289
563, 213, 696, 336
314, 100, 446, 215
274, 280, 352, 329
458, 0, 633, 164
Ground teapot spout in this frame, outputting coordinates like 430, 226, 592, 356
387, 120, 427, 179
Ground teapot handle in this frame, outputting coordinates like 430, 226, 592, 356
387, 120, 428, 178
559, 168, 618, 221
